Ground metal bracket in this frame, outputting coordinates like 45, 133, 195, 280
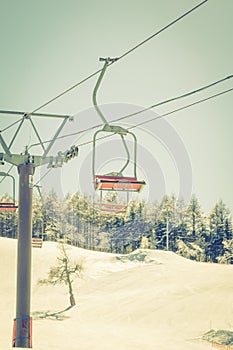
102, 124, 128, 135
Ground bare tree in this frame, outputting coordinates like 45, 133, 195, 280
38, 243, 83, 307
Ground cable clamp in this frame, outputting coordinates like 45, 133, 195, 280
99, 57, 119, 63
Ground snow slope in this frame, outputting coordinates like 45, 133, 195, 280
0, 237, 233, 350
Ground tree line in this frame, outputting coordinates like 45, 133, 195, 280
0, 191, 233, 264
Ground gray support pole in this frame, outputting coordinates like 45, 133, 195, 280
15, 164, 35, 348
166, 214, 169, 251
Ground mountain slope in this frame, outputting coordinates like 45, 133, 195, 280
0, 237, 232, 349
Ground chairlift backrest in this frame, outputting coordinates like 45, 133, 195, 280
94, 175, 145, 193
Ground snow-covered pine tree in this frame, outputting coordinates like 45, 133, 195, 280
207, 200, 232, 262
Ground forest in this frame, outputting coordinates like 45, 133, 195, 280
0, 191, 233, 264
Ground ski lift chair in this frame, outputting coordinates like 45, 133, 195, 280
92, 58, 146, 213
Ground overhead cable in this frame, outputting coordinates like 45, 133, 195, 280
118, 0, 208, 61
32, 86, 233, 185
129, 87, 233, 130
29, 74, 232, 148
109, 75, 233, 124
34, 168, 52, 187
76, 87, 233, 148
31, 0, 208, 114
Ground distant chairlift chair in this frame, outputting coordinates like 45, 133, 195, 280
0, 172, 18, 212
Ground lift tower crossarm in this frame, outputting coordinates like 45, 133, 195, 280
0, 110, 72, 156
1, 146, 78, 168
0, 109, 70, 119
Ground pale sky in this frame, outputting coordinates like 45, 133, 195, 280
0, 0, 232, 214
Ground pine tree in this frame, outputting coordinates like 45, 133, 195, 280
176, 195, 207, 261
207, 200, 232, 262
209, 200, 229, 262
0, 195, 18, 238
154, 195, 177, 251
43, 190, 64, 241
218, 239, 233, 264
32, 194, 44, 238
184, 195, 204, 243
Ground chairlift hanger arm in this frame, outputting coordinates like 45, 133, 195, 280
92, 128, 138, 179
92, 60, 108, 125
92, 57, 118, 126
92, 56, 145, 193
92, 57, 137, 179
119, 135, 130, 175
127, 131, 137, 178
92, 128, 129, 179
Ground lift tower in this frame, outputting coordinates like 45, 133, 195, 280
0, 111, 78, 348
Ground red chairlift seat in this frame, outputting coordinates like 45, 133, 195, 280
0, 202, 18, 212
100, 202, 127, 214
94, 175, 145, 192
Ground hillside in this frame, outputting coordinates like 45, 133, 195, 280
0, 237, 233, 349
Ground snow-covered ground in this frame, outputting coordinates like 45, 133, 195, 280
0, 237, 233, 349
